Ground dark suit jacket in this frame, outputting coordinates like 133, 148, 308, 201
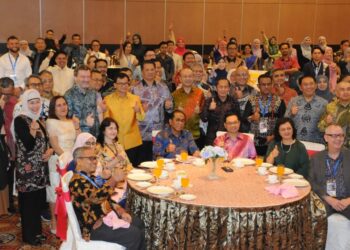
309, 148, 350, 200
302, 61, 330, 79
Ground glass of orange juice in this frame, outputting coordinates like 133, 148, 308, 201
255, 156, 263, 168
156, 158, 164, 169
181, 176, 190, 188
180, 150, 188, 161
277, 164, 285, 182
153, 167, 162, 183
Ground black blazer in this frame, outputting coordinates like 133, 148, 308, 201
302, 61, 330, 79
309, 148, 350, 199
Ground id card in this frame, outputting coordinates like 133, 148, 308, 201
326, 179, 336, 197
259, 118, 268, 133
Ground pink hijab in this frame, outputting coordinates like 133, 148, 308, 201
175, 37, 187, 56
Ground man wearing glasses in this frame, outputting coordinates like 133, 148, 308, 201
286, 75, 327, 143
103, 73, 145, 167
69, 146, 145, 249
309, 124, 350, 220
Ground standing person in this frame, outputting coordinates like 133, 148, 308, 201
131, 33, 146, 64
273, 42, 300, 80
84, 40, 109, 65
271, 69, 298, 106
156, 41, 175, 82
104, 73, 145, 167
46, 96, 79, 234
318, 81, 350, 148
201, 78, 240, 145
302, 47, 329, 79
285, 76, 327, 143
297, 36, 312, 69
309, 124, 350, 220
241, 44, 257, 69
65, 65, 100, 136
31, 37, 50, 74
172, 68, 205, 148
0, 36, 32, 96
315, 75, 334, 102
0, 97, 10, 216
244, 74, 286, 155
119, 41, 138, 71
14, 89, 53, 246
252, 38, 269, 70
39, 70, 57, 100
132, 60, 172, 162
167, 40, 183, 73
64, 33, 87, 67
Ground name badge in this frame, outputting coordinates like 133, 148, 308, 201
326, 179, 336, 197
259, 118, 268, 133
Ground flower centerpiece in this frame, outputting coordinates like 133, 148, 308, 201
200, 146, 227, 180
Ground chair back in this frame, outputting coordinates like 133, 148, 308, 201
300, 141, 325, 157
61, 171, 83, 242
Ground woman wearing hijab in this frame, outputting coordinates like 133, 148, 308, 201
14, 89, 53, 246
252, 39, 269, 70
323, 46, 338, 92
297, 36, 312, 69
0, 98, 10, 216
213, 39, 228, 63
316, 75, 334, 102
131, 33, 146, 64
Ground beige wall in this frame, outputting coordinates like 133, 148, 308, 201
1, 0, 349, 45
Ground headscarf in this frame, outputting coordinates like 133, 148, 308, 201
300, 36, 312, 60
19, 40, 33, 57
131, 33, 146, 63
315, 75, 333, 102
252, 39, 262, 58
72, 132, 96, 152
227, 69, 236, 84
20, 89, 42, 120
175, 37, 187, 56
217, 39, 228, 57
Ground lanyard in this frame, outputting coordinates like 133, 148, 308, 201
77, 171, 101, 188
258, 95, 272, 117
313, 61, 321, 76
326, 155, 343, 178
8, 54, 18, 73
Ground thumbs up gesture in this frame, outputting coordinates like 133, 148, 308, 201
291, 102, 298, 116
86, 113, 95, 127
167, 139, 176, 153
133, 101, 141, 113
209, 98, 216, 110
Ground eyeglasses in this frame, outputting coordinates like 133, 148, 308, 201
225, 121, 239, 125
326, 134, 345, 139
116, 82, 130, 86
78, 156, 97, 161
85, 141, 96, 146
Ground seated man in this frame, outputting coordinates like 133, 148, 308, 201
153, 110, 200, 159
69, 146, 145, 249
309, 124, 350, 220
214, 113, 256, 161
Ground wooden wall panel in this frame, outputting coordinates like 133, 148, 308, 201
41, 0, 83, 41
204, 2, 242, 44
241, 3, 280, 44
85, 0, 124, 44
126, 0, 164, 44
0, 0, 40, 42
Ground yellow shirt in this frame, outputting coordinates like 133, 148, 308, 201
104, 92, 145, 150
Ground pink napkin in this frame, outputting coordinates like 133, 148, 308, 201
103, 211, 130, 229
265, 183, 299, 198
111, 188, 125, 203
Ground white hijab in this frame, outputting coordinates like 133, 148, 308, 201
20, 89, 42, 120
72, 132, 96, 152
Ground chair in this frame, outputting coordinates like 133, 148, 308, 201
300, 141, 325, 157
326, 213, 350, 250
60, 171, 125, 250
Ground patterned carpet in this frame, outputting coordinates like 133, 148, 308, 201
0, 212, 61, 250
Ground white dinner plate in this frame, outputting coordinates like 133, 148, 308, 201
127, 173, 153, 181
175, 155, 197, 164
140, 161, 157, 168
193, 159, 205, 167
269, 167, 294, 175
231, 158, 256, 166
130, 169, 146, 174
136, 181, 152, 189
147, 185, 174, 196
282, 179, 309, 187
261, 162, 273, 168
288, 173, 304, 179
179, 194, 197, 201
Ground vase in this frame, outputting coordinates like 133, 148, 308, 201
208, 158, 219, 180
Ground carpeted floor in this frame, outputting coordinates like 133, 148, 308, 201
0, 212, 61, 250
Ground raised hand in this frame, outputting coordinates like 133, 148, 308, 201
86, 113, 95, 127
209, 98, 216, 110
167, 139, 176, 153
133, 101, 141, 113
291, 102, 298, 116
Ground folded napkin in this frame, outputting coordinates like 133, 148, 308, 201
265, 183, 299, 198
103, 211, 130, 230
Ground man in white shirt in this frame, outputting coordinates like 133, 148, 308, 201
0, 36, 32, 96
47, 51, 74, 96
167, 40, 183, 72
83, 39, 109, 65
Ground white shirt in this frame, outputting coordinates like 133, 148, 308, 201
48, 65, 74, 96
84, 51, 110, 65
169, 52, 183, 72
0, 52, 32, 89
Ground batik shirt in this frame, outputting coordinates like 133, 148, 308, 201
172, 86, 205, 139
153, 125, 199, 159
132, 80, 172, 141
65, 84, 99, 136
286, 95, 327, 143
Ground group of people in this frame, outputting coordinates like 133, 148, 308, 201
0, 28, 349, 248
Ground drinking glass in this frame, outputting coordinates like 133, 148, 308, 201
181, 176, 190, 188
255, 156, 263, 168
180, 150, 188, 161
277, 164, 285, 183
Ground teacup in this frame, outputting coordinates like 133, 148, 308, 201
258, 166, 267, 175
165, 162, 175, 171
267, 174, 278, 184
235, 159, 244, 168
172, 179, 181, 189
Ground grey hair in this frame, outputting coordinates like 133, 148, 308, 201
25, 74, 42, 87
72, 146, 91, 161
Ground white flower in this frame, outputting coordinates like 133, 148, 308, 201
200, 146, 227, 160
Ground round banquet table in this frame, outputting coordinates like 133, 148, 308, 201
127, 163, 327, 249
